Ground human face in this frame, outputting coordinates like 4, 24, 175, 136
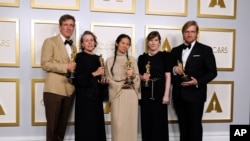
117, 37, 131, 54
82, 34, 95, 53
183, 25, 198, 44
148, 36, 160, 52
59, 19, 75, 39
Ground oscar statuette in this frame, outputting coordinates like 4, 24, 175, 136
177, 60, 191, 82
124, 58, 134, 85
67, 48, 77, 79
142, 61, 151, 87
99, 54, 106, 81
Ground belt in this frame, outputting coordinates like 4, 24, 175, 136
148, 78, 161, 81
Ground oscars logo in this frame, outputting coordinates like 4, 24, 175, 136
209, 0, 225, 8
0, 104, 5, 115
0, 39, 11, 47
205, 92, 222, 113
161, 38, 172, 52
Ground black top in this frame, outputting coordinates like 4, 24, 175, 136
73, 51, 107, 141
138, 51, 172, 102
74, 51, 101, 88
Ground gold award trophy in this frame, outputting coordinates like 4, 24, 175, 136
124, 58, 134, 85
99, 54, 105, 80
67, 48, 77, 79
177, 60, 191, 82
143, 61, 151, 87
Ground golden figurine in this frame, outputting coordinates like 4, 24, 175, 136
177, 60, 191, 82
124, 58, 134, 85
67, 48, 77, 79
99, 54, 106, 80
143, 61, 151, 87
99, 54, 105, 67
71, 50, 77, 62
126, 58, 132, 70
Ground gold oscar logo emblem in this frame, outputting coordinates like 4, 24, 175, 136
209, 0, 226, 8
161, 38, 172, 52
205, 92, 222, 113
0, 104, 5, 115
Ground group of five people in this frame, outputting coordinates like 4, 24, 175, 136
41, 14, 217, 141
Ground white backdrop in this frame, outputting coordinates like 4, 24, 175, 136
0, 0, 249, 140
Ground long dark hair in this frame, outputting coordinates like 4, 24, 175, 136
110, 34, 131, 76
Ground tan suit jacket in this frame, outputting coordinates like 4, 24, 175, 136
41, 34, 76, 96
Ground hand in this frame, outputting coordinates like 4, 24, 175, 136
67, 61, 76, 72
98, 77, 109, 84
142, 73, 150, 81
93, 67, 105, 77
174, 66, 184, 75
181, 77, 197, 87
162, 95, 169, 104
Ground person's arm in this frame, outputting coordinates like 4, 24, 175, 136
162, 72, 171, 104
137, 54, 150, 81
162, 52, 172, 104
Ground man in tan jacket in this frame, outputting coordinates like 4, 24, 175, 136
41, 14, 76, 141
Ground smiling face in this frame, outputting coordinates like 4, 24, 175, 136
116, 37, 131, 54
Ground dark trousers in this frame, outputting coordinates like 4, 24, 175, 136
43, 92, 74, 141
140, 100, 169, 141
174, 99, 204, 141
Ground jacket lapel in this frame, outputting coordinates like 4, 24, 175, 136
177, 44, 184, 64
55, 34, 71, 62
185, 42, 199, 69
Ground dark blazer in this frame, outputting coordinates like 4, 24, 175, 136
171, 41, 217, 102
